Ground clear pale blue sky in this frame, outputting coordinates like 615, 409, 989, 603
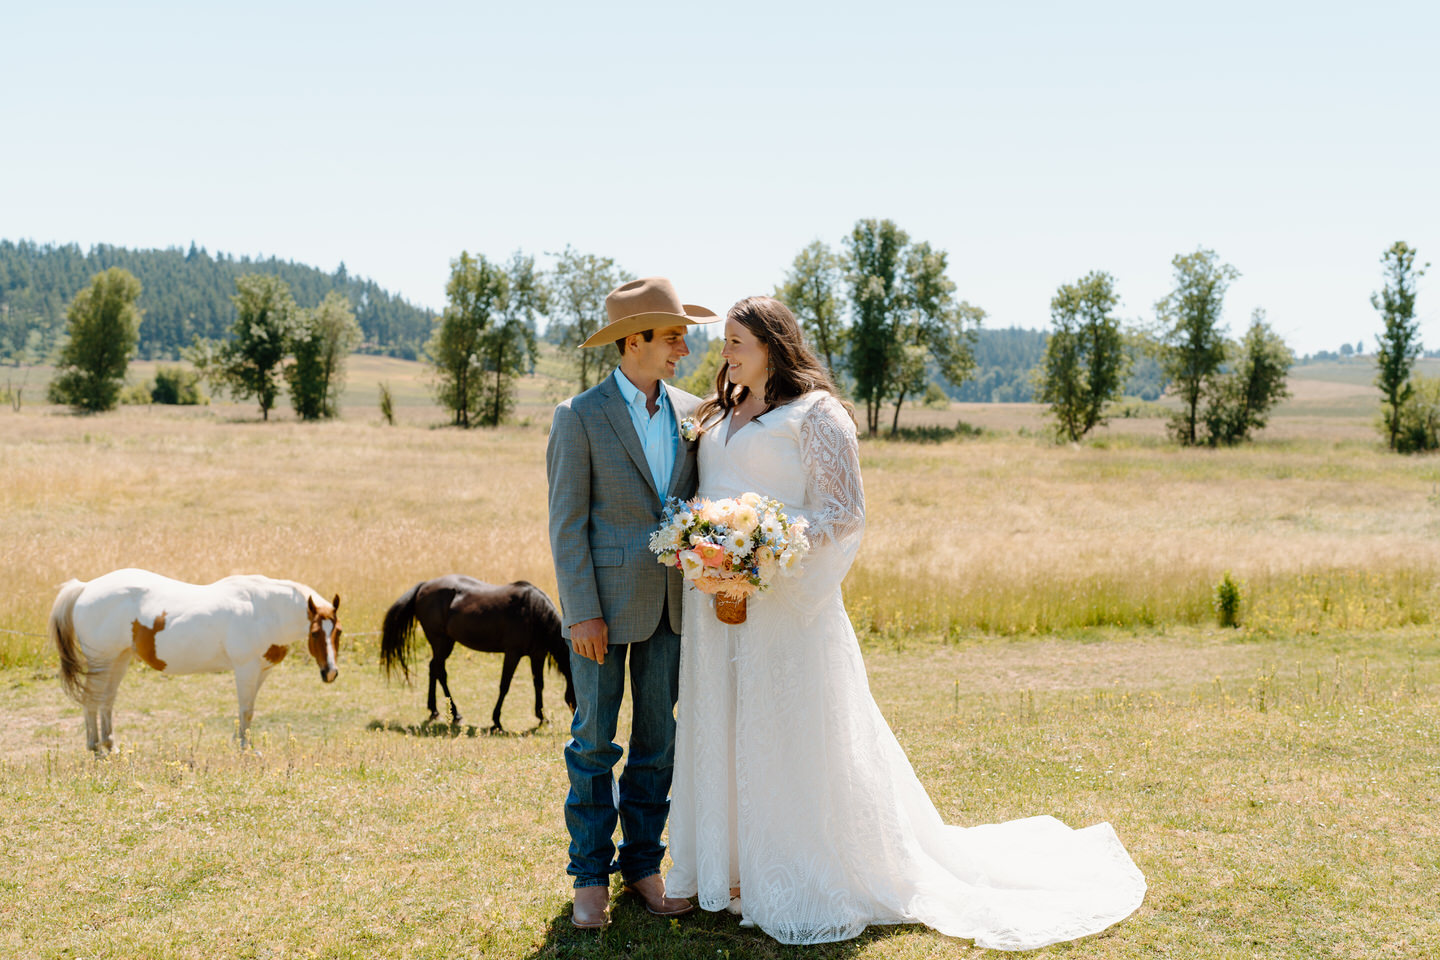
4, 1, 1437, 354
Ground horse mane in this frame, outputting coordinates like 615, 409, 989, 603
513, 582, 566, 672
276, 579, 330, 614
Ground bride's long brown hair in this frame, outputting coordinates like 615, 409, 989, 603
694, 296, 853, 428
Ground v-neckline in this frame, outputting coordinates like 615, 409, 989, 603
723, 409, 760, 447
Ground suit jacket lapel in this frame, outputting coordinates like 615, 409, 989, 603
600, 377, 661, 500
663, 383, 694, 500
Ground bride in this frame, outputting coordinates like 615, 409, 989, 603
664, 296, 1146, 950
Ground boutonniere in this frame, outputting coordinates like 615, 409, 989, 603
679, 417, 700, 442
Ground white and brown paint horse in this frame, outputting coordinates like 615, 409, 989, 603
49, 568, 342, 753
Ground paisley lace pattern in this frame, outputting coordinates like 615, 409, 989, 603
798, 394, 865, 545
666, 391, 1145, 949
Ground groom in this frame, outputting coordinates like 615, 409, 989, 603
546, 277, 719, 929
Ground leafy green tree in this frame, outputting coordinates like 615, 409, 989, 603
209, 274, 297, 420
843, 220, 978, 436
478, 253, 545, 427
180, 337, 222, 393
887, 241, 980, 433
1372, 241, 1427, 451
1200, 309, 1294, 445
1036, 271, 1129, 442
844, 219, 908, 436
675, 338, 724, 395
47, 268, 143, 412
776, 240, 846, 375
151, 365, 205, 405
286, 292, 360, 420
428, 251, 541, 428
1157, 249, 1239, 445
120, 378, 157, 405
547, 246, 631, 391
1395, 375, 1440, 453
429, 252, 504, 428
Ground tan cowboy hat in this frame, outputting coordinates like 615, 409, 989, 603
579, 277, 720, 347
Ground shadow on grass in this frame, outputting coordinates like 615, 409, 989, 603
523, 893, 920, 960
879, 419, 987, 444
365, 717, 554, 739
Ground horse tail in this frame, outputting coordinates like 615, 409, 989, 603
49, 579, 89, 703
379, 582, 423, 683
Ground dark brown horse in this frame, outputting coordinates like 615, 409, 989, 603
380, 576, 575, 731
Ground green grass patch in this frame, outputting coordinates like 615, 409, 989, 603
2, 628, 1437, 958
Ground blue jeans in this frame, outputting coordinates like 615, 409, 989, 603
564, 613, 681, 889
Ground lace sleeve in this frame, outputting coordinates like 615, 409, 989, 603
799, 394, 866, 546
771, 395, 865, 620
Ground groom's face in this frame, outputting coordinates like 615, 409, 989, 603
628, 325, 691, 382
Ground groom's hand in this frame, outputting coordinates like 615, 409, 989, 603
570, 618, 609, 665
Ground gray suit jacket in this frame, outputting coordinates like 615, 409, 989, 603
546, 375, 702, 645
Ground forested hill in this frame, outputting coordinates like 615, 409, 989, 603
944, 327, 1168, 403
948, 327, 1048, 402
0, 240, 435, 360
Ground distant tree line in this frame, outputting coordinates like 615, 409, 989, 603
924, 328, 1166, 404
1029, 252, 1294, 446
0, 240, 432, 362
1297, 341, 1367, 364
45, 267, 359, 421
18, 234, 1434, 452
442, 220, 982, 435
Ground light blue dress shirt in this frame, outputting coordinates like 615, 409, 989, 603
613, 367, 678, 501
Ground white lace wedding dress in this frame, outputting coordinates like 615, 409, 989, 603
665, 391, 1146, 949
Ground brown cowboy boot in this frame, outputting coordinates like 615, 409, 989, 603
623, 874, 695, 917
571, 884, 611, 930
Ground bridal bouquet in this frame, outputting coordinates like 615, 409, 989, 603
648, 492, 810, 624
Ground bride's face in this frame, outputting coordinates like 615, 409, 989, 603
721, 319, 769, 393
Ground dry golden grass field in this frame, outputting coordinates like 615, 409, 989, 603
1, 357, 1438, 959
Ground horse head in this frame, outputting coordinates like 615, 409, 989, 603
549, 625, 577, 713
306, 593, 342, 683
